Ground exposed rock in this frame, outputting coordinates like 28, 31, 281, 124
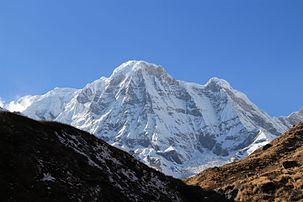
262, 144, 272, 151
282, 161, 300, 169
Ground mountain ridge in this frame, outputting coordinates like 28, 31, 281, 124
4, 60, 301, 178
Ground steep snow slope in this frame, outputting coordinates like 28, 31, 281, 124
6, 60, 291, 178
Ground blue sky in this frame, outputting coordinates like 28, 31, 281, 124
0, 0, 302, 116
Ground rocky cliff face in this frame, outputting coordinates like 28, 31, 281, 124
0, 111, 229, 202
6, 61, 295, 178
186, 121, 303, 202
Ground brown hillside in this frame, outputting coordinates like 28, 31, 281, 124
186, 122, 303, 202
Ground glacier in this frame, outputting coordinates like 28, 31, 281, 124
5, 60, 299, 178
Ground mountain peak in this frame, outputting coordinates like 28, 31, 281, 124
111, 60, 165, 77
205, 77, 231, 89
7, 61, 292, 178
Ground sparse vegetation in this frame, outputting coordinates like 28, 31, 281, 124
0, 111, 230, 202
186, 122, 303, 202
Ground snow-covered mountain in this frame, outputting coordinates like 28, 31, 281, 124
274, 107, 303, 129
6, 61, 297, 178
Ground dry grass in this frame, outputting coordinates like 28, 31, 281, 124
185, 122, 303, 202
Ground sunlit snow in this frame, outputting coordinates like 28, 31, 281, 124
6, 60, 294, 178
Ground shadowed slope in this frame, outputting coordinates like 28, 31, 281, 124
0, 111, 229, 202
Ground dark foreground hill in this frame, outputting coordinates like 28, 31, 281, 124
186, 122, 303, 202
0, 111, 228, 202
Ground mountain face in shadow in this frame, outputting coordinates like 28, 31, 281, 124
0, 111, 229, 202
186, 122, 303, 202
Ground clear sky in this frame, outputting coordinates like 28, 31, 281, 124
0, 0, 302, 116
